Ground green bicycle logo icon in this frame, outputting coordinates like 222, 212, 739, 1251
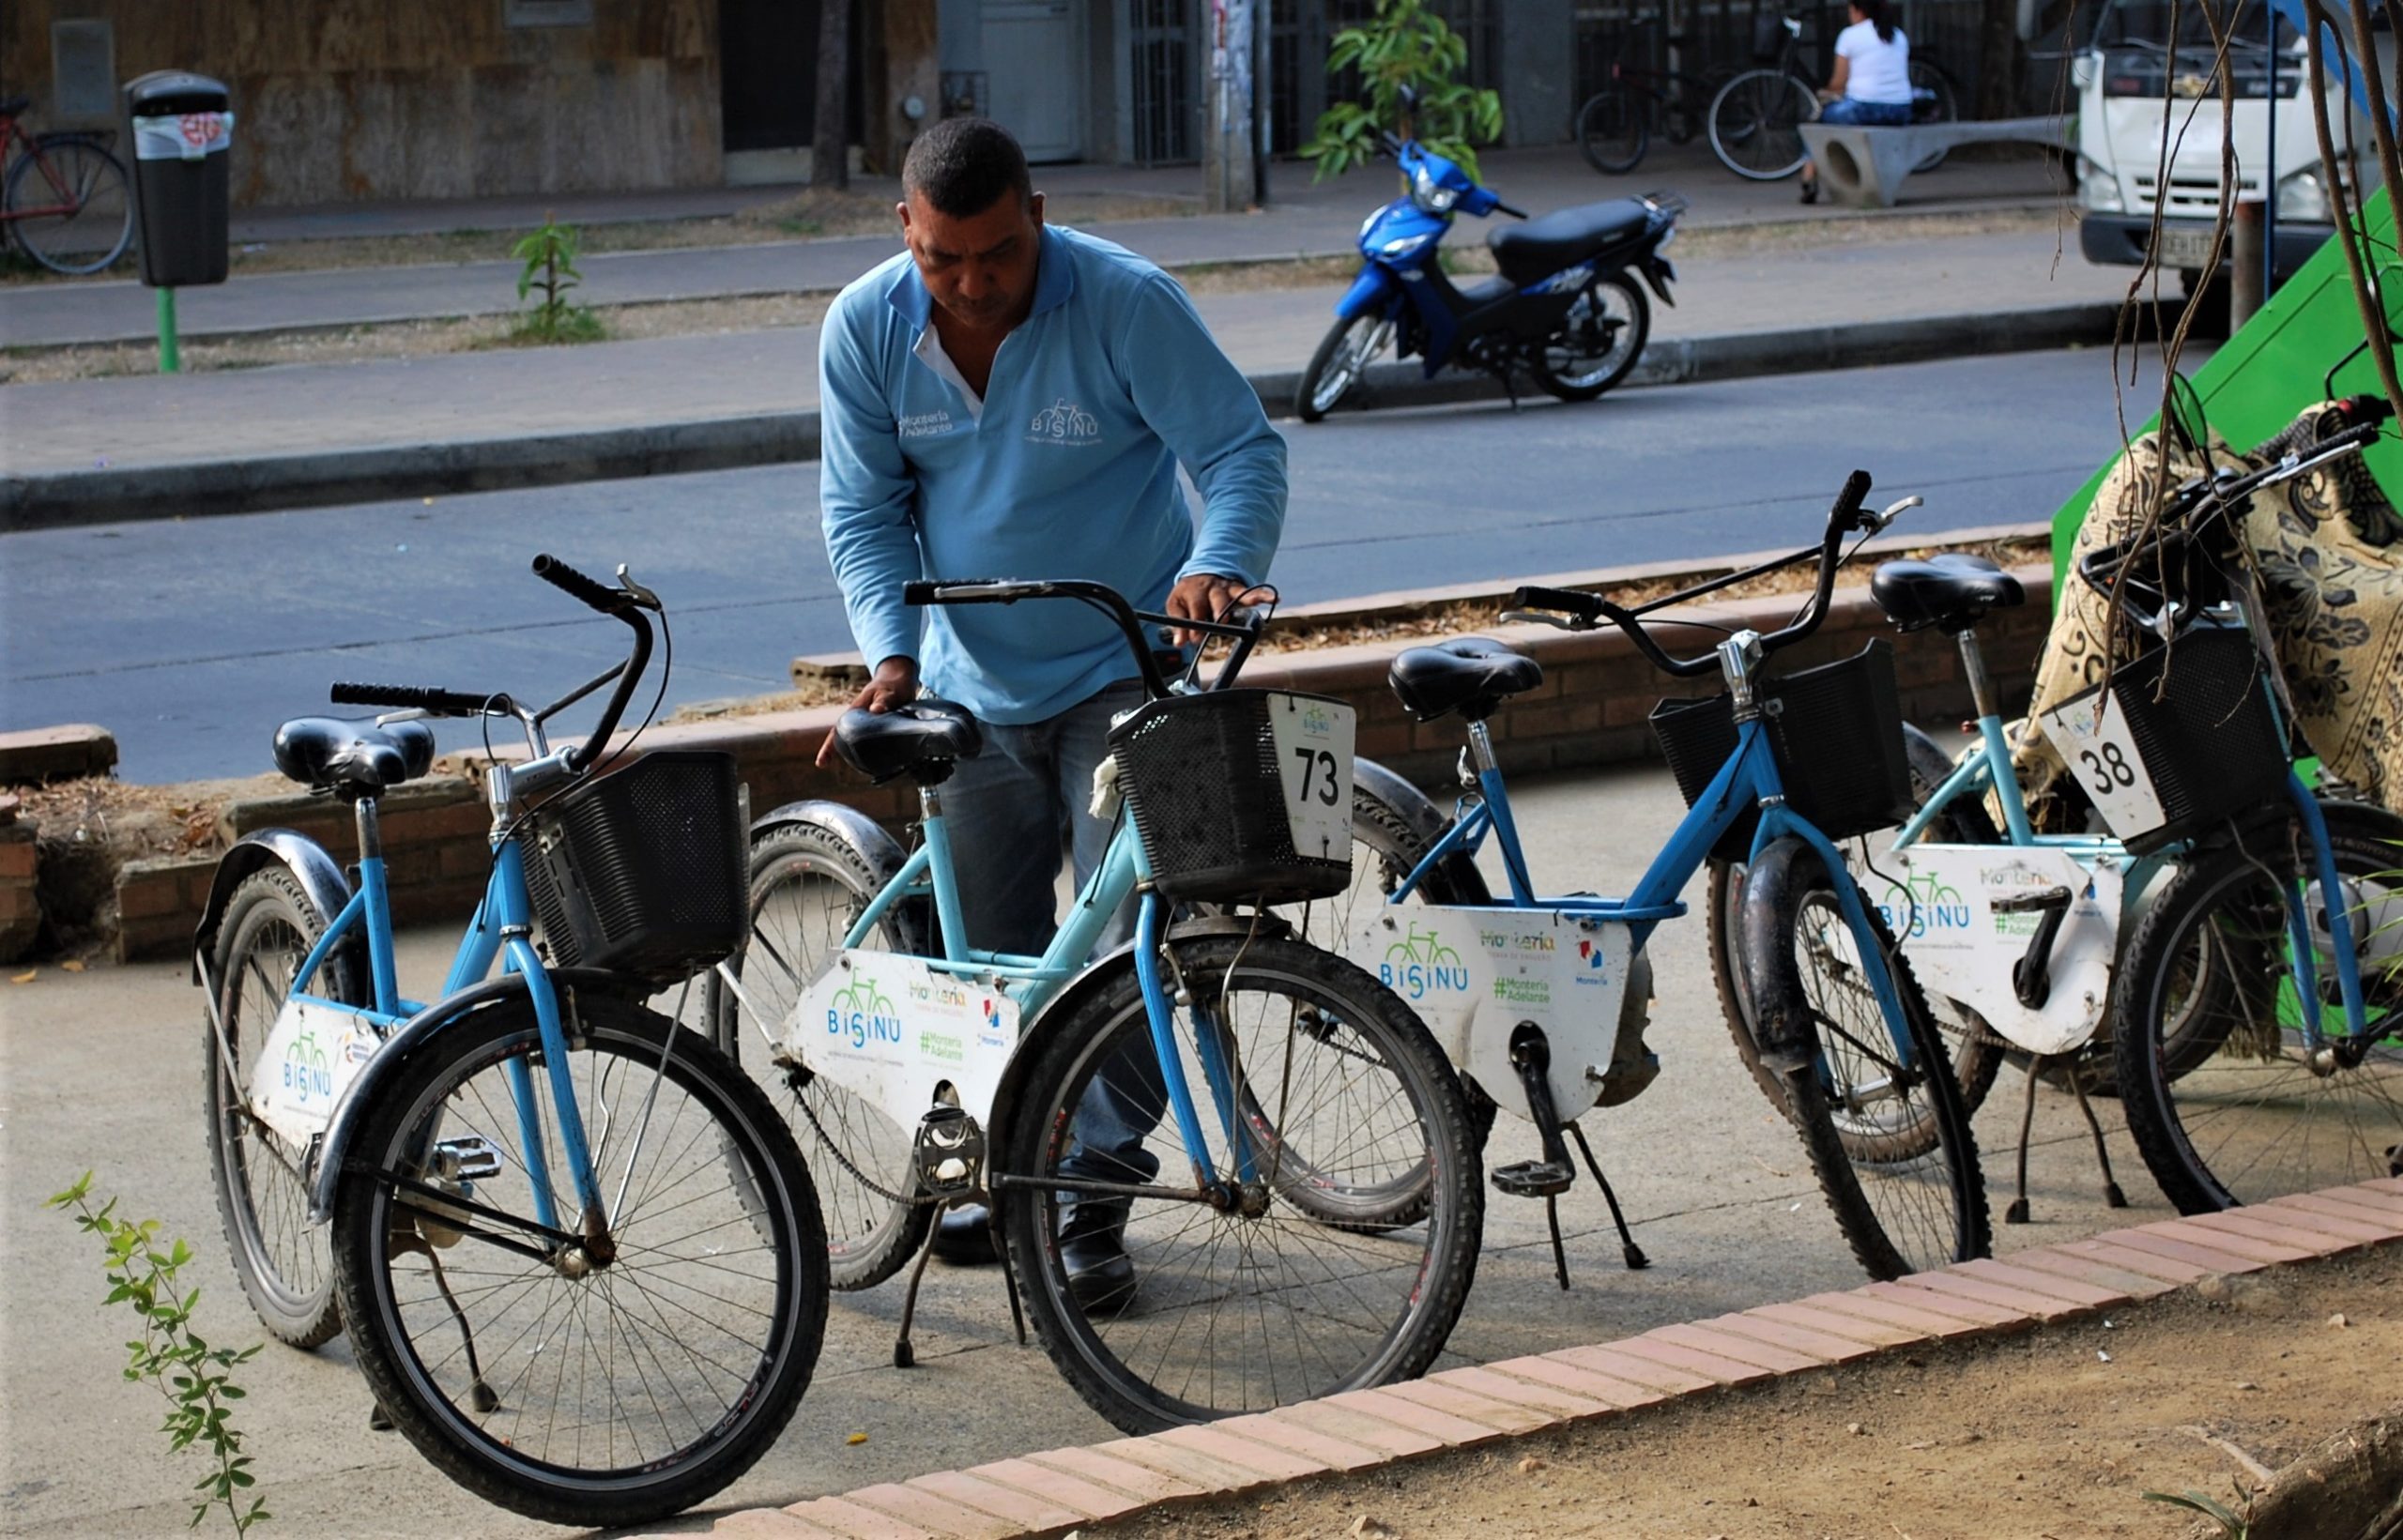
281, 1028, 332, 1100
1381, 923, 1470, 1000
1878, 870, 1971, 940
827, 976, 903, 1049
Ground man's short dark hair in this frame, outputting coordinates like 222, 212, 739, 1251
903, 118, 1033, 218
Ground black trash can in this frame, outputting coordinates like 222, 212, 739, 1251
122, 70, 233, 288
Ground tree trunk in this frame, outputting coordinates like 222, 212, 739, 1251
1976, 0, 2023, 118
813, 0, 851, 191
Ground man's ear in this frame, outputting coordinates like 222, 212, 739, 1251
1030, 191, 1046, 228
895, 199, 913, 234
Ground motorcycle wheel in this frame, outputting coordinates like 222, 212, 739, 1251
1529, 273, 1649, 402
1295, 312, 1393, 421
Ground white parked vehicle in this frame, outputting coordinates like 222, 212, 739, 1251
2074, 0, 2387, 290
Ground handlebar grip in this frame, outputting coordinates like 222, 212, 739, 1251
1507, 585, 1603, 620
1829, 468, 1875, 532
1493, 200, 1530, 218
530, 553, 625, 614
904, 578, 1016, 605
2338, 392, 2395, 427
331, 682, 495, 716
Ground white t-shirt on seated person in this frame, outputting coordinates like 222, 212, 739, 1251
1836, 19, 1913, 104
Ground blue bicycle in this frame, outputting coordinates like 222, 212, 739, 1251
196, 556, 827, 1527
1329, 473, 1991, 1282
706, 578, 1483, 1433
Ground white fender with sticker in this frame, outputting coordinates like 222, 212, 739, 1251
249, 998, 383, 1149
782, 951, 1021, 1134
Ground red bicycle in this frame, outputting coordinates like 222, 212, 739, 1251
2, 95, 133, 276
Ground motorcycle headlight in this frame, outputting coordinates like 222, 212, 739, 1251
2276, 166, 2333, 222
1410, 164, 1459, 213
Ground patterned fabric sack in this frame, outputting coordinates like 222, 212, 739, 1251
2015, 401, 2403, 827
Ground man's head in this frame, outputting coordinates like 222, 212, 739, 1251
899, 118, 1044, 332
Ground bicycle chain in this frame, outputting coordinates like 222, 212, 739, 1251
791, 1077, 928, 1210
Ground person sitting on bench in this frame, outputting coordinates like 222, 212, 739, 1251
1800, 0, 1914, 205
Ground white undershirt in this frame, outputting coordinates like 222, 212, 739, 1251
913, 326, 984, 420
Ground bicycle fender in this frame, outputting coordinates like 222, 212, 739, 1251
984, 914, 1294, 1161
303, 967, 640, 1222
750, 798, 931, 953
1335, 265, 1402, 322
1737, 835, 1819, 1075
191, 830, 354, 985
1355, 756, 1493, 903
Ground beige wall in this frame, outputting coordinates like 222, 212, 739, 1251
5, 0, 722, 206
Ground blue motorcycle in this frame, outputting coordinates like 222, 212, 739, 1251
1295, 128, 1683, 421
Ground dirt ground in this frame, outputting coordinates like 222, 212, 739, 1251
1093, 1245, 2401, 1540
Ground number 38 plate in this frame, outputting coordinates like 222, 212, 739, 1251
2035, 686, 2167, 842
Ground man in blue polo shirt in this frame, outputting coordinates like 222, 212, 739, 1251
819, 118, 1287, 1301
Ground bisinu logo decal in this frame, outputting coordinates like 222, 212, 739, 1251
283, 1029, 332, 1102
1029, 399, 1100, 445
1382, 922, 1469, 1000
828, 976, 903, 1049
1301, 703, 1336, 737
1879, 870, 1971, 940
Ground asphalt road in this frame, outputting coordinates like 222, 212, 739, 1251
0, 758, 2177, 1539
1, 347, 2147, 784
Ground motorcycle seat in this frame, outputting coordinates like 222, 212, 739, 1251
1388, 638, 1544, 724
1871, 554, 2026, 634
1488, 199, 1653, 284
272, 716, 437, 797
834, 698, 984, 784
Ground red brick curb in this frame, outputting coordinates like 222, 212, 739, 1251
645, 1180, 2403, 1540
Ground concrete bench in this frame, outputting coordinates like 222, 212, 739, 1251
1799, 114, 2072, 208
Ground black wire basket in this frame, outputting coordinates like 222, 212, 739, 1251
520, 750, 749, 988
1108, 690, 1355, 904
1650, 640, 1915, 861
2040, 621, 2288, 856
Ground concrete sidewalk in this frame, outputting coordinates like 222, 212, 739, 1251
0, 144, 2072, 349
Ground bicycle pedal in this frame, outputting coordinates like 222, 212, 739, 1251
1991, 885, 2074, 916
1492, 1159, 1575, 1199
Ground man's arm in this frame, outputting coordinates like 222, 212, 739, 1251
820, 298, 925, 681
1118, 275, 1288, 620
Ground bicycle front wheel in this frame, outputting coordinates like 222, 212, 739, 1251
1576, 87, 1650, 175
1907, 60, 1959, 171
5, 137, 132, 275
205, 866, 354, 1348
2112, 801, 2403, 1213
1709, 69, 1816, 180
1742, 836, 1989, 1278
998, 935, 1482, 1432
330, 991, 827, 1528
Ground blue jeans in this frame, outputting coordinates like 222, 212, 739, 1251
942, 679, 1163, 1191
1818, 98, 1912, 126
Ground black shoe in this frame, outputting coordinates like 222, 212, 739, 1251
1798, 175, 1818, 206
929, 1202, 998, 1265
1060, 1201, 1136, 1313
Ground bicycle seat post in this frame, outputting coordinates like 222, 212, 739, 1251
1955, 626, 2001, 724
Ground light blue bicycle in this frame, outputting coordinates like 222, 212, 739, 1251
708, 577, 1483, 1434
196, 555, 827, 1528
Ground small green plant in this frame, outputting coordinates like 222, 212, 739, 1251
1302, 0, 1506, 182
510, 215, 605, 343
47, 1172, 268, 1535
2142, 1485, 2251, 1538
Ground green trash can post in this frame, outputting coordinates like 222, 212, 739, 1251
122, 70, 234, 373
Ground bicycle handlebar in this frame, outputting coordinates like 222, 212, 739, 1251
905, 577, 1267, 698
531, 552, 629, 615
1508, 469, 1879, 679
329, 682, 501, 716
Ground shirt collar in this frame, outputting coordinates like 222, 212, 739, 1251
884, 222, 1075, 330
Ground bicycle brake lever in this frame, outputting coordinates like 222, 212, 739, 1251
614, 564, 665, 612
1499, 609, 1589, 632
1866, 495, 1923, 533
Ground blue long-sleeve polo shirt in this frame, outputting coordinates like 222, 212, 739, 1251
819, 223, 1288, 725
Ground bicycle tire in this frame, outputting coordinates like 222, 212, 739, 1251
1295, 312, 1390, 421
330, 991, 827, 1527
1708, 724, 2006, 1115
5, 137, 132, 275
204, 866, 353, 1349
1576, 87, 1650, 175
1530, 272, 1650, 402
1907, 60, 1959, 172
2111, 800, 2403, 1214
997, 935, 1482, 1432
1741, 835, 1990, 1279
706, 821, 932, 1291
1708, 69, 1816, 180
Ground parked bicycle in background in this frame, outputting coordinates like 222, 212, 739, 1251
1575, 10, 1740, 175
0, 96, 132, 275
1708, 11, 1957, 181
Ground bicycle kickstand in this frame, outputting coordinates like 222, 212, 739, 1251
2005, 1055, 2042, 1225
1492, 1023, 1580, 1290
891, 1204, 944, 1370
2063, 1057, 2129, 1210
1567, 1121, 1649, 1270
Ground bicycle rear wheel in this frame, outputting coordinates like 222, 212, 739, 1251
331, 991, 826, 1527
1742, 836, 1989, 1279
1577, 87, 1650, 175
998, 935, 1481, 1432
2112, 801, 2403, 1213
5, 137, 132, 275
1907, 60, 1959, 171
1708, 69, 1816, 180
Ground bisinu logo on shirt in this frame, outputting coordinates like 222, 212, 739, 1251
1029, 399, 1100, 446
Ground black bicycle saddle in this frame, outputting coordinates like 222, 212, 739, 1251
1870, 554, 2025, 634
1387, 638, 1545, 724
272, 716, 437, 796
834, 699, 984, 784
